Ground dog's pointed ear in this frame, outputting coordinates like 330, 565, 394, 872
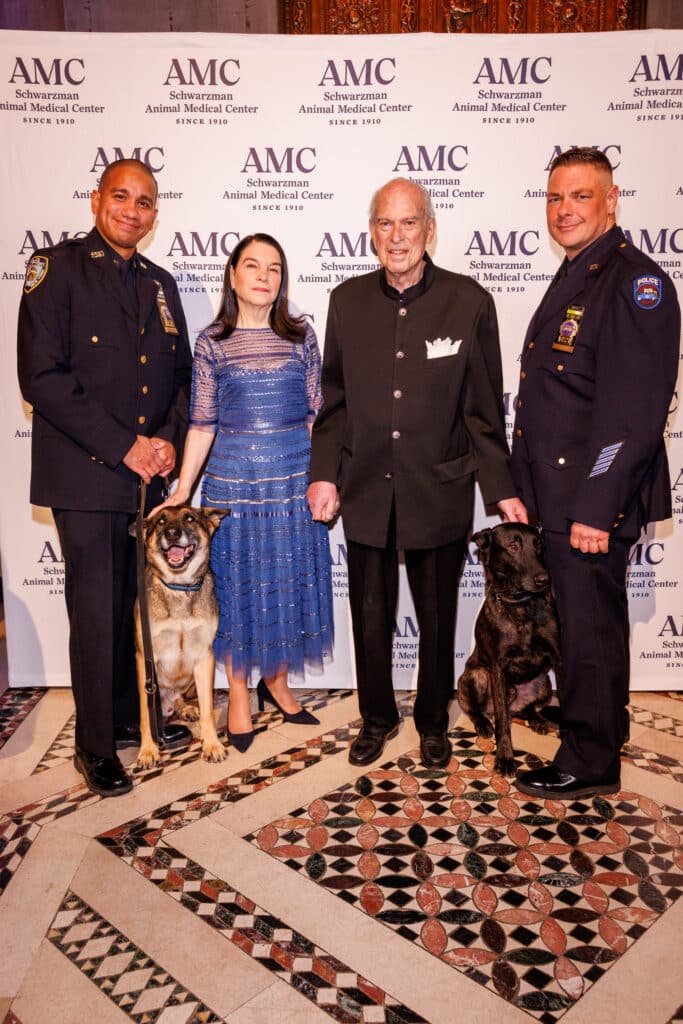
201, 507, 230, 535
129, 508, 164, 539
471, 528, 493, 565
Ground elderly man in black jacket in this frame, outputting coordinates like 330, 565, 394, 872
512, 147, 681, 800
18, 158, 193, 796
308, 177, 525, 768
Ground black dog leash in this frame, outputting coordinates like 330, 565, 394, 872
136, 479, 164, 749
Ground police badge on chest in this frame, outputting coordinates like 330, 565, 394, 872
553, 304, 584, 354
154, 281, 179, 335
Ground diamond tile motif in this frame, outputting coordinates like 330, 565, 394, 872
246, 727, 683, 1022
0, 687, 45, 750
48, 891, 222, 1022
33, 689, 354, 773
33, 712, 77, 773
97, 839, 427, 1024
0, 815, 41, 893
628, 704, 683, 739
621, 743, 683, 785
91, 694, 427, 1024
1, 691, 360, 897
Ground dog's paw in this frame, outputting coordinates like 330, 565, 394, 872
136, 744, 161, 769
494, 755, 516, 778
202, 738, 227, 763
178, 702, 201, 722
472, 715, 494, 739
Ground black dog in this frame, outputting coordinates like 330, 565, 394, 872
457, 523, 561, 776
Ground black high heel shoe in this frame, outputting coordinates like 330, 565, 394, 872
227, 728, 255, 753
256, 678, 320, 725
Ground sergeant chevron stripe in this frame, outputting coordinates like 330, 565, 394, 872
589, 441, 623, 477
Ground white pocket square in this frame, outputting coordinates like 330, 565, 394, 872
425, 336, 462, 359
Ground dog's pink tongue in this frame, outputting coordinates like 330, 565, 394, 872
167, 546, 186, 565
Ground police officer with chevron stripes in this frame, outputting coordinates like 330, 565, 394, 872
511, 147, 680, 801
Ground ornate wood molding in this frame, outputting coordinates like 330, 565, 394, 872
280, 0, 646, 32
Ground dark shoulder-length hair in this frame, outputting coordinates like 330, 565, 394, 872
209, 233, 306, 342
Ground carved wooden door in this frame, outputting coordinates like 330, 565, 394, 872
280, 1, 646, 33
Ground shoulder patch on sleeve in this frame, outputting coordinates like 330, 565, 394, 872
633, 275, 662, 310
24, 255, 49, 294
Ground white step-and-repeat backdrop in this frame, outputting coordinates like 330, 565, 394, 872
1, 28, 682, 690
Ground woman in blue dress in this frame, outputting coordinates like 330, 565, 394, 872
163, 234, 334, 751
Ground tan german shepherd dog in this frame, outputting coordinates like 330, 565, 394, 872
133, 505, 228, 768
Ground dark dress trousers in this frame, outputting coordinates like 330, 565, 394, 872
18, 227, 192, 757
310, 257, 515, 734
511, 225, 680, 779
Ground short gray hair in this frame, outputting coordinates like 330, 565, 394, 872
368, 177, 435, 223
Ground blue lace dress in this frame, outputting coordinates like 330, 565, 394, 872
189, 322, 334, 681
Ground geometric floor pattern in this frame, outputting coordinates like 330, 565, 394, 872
628, 705, 683, 740
246, 728, 683, 1023
621, 743, 683, 786
1, 683, 683, 1023
0, 689, 45, 752
48, 891, 221, 1022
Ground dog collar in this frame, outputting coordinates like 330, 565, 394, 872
160, 578, 204, 592
493, 590, 537, 606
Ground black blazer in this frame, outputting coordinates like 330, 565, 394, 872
18, 228, 192, 513
310, 261, 515, 550
511, 226, 680, 537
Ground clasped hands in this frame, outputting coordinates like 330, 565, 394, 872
123, 435, 176, 485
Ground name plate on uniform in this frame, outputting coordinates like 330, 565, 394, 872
553, 304, 584, 353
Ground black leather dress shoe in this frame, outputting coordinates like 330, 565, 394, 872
516, 764, 620, 800
74, 747, 133, 797
349, 723, 399, 766
419, 732, 452, 769
115, 722, 193, 751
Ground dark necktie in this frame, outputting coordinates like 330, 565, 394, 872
120, 256, 139, 317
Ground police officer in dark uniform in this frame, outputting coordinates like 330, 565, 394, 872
512, 147, 680, 800
18, 158, 193, 796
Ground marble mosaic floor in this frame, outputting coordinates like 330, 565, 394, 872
0, 682, 682, 1024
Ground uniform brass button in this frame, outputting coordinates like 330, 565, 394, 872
392, 430, 400, 440
613, 521, 620, 528
140, 355, 147, 364
138, 416, 146, 425
171, 344, 176, 351
385, 472, 393, 479
556, 363, 564, 372
142, 385, 149, 395
617, 512, 624, 519
558, 457, 566, 465
91, 335, 98, 343
515, 428, 523, 437
393, 389, 402, 399
140, 327, 145, 335
520, 371, 526, 380
396, 350, 405, 359
528, 341, 535, 350
517, 399, 522, 409
90, 455, 97, 461
398, 307, 407, 317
